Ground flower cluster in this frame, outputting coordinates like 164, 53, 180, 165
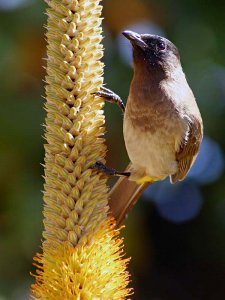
32, 0, 131, 298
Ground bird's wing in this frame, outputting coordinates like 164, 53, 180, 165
171, 117, 203, 183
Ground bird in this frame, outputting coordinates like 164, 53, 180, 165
93, 30, 203, 225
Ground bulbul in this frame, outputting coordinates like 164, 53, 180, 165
94, 30, 203, 225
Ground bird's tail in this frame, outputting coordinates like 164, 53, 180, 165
109, 164, 151, 225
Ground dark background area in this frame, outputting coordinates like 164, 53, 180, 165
0, 0, 225, 299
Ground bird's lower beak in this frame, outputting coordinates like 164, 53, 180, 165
122, 30, 147, 50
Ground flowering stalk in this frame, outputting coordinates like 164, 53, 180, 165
32, 0, 131, 298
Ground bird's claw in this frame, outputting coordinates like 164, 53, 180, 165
91, 161, 130, 177
92, 87, 125, 112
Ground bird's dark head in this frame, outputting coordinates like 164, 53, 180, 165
122, 30, 180, 74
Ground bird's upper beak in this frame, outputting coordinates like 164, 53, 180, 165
122, 30, 147, 50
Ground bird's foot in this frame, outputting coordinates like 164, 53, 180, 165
92, 87, 125, 112
91, 161, 130, 177
136, 176, 159, 185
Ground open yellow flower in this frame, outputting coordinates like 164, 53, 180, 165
32, 220, 131, 299
32, 0, 131, 298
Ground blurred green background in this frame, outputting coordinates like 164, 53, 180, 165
0, 0, 225, 299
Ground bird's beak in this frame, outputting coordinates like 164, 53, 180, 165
122, 30, 147, 50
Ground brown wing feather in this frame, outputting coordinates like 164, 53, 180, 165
171, 117, 203, 183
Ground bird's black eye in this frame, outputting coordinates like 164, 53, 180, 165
158, 41, 166, 51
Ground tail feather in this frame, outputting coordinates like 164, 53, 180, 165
108, 164, 151, 225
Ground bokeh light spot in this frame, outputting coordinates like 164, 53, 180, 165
147, 181, 203, 223
188, 136, 225, 184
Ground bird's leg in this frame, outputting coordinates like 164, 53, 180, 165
91, 161, 130, 178
92, 87, 125, 113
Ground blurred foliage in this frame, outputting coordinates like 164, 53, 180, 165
0, 0, 225, 299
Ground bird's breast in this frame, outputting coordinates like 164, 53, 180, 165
123, 93, 189, 178
125, 91, 182, 134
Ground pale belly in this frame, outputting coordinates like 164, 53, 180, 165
123, 116, 186, 180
